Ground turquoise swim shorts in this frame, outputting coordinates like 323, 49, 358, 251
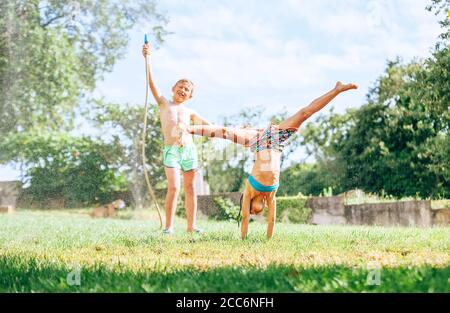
163, 144, 198, 171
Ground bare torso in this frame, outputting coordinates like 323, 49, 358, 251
159, 96, 193, 146
251, 150, 282, 186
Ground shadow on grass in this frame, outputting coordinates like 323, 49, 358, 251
0, 255, 448, 293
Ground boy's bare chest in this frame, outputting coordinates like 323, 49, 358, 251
162, 105, 190, 124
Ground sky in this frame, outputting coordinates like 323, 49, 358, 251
0, 0, 443, 181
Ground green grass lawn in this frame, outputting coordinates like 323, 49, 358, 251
0, 209, 449, 292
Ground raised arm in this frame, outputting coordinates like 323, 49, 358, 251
142, 44, 163, 104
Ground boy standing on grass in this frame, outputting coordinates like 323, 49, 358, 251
142, 44, 210, 234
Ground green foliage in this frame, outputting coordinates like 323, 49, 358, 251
213, 196, 241, 223
0, 132, 126, 206
292, 4, 450, 199
321, 187, 333, 197
175, 199, 186, 218
0, 0, 168, 136
426, 0, 450, 44
91, 100, 164, 207
272, 196, 312, 224
0, 1, 169, 207
0, 5, 83, 135
301, 49, 450, 199
205, 143, 249, 193
279, 162, 345, 196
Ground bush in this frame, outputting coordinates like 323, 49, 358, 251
176, 199, 186, 218
268, 195, 312, 224
210, 195, 312, 224
1, 132, 126, 207
212, 196, 242, 223
278, 163, 344, 197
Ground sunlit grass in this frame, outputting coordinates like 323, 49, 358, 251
0, 209, 448, 292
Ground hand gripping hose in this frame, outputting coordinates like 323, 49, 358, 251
142, 33, 163, 228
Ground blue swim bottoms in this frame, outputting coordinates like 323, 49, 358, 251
248, 175, 279, 192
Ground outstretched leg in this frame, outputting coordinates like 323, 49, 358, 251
278, 81, 358, 130
188, 125, 259, 146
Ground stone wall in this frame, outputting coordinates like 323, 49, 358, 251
432, 209, 450, 226
305, 196, 346, 225
304, 197, 436, 227
0, 181, 21, 208
198, 193, 444, 227
345, 200, 432, 227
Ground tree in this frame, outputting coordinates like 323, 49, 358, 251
0, 131, 126, 207
295, 1, 450, 199
91, 100, 164, 208
278, 162, 345, 197
301, 53, 450, 198
0, 0, 168, 136
426, 0, 450, 45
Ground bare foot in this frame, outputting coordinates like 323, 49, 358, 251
335, 81, 358, 93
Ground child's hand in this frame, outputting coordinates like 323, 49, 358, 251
142, 44, 151, 57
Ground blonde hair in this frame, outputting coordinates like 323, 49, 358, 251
174, 79, 194, 95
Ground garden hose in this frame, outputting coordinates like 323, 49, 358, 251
142, 33, 163, 228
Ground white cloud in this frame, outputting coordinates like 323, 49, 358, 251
95, 0, 443, 124
285, 0, 440, 57
156, 5, 333, 94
